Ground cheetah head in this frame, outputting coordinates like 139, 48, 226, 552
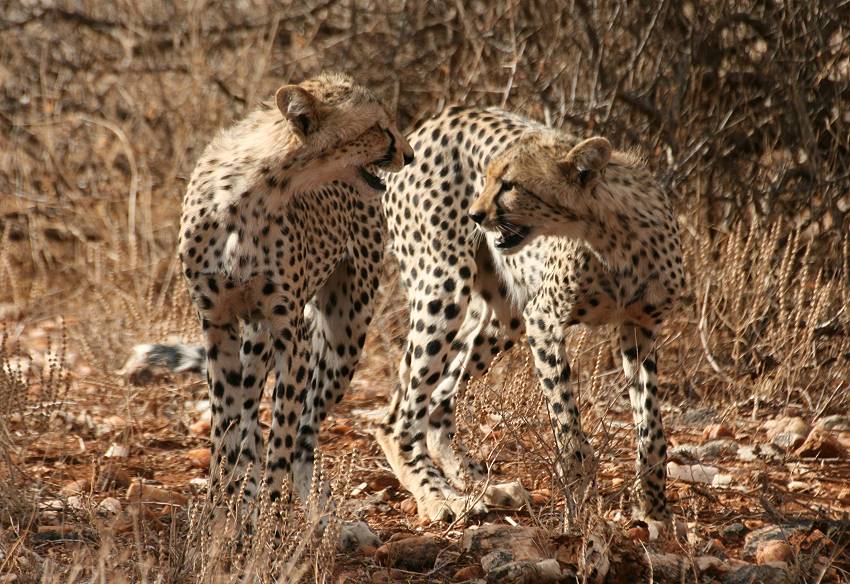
468, 133, 611, 253
275, 72, 414, 190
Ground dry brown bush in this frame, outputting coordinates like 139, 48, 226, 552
1, 0, 848, 582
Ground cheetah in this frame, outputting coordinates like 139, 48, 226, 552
126, 105, 684, 528
174, 72, 413, 532
375, 106, 685, 524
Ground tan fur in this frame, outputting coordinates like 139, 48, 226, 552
174, 73, 413, 546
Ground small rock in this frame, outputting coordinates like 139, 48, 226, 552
374, 535, 447, 572
771, 432, 805, 451
367, 472, 399, 492
399, 498, 417, 515
126, 482, 187, 505
787, 480, 810, 492
721, 522, 748, 540
743, 523, 809, 558
711, 473, 734, 487
189, 419, 211, 436
699, 439, 739, 460
667, 461, 718, 484
814, 415, 850, 432
720, 562, 792, 584
703, 423, 735, 441
462, 524, 548, 562
481, 549, 514, 572
104, 443, 129, 459
756, 541, 793, 565
61, 479, 91, 496
627, 526, 649, 542
485, 559, 566, 584
338, 521, 380, 552
679, 407, 716, 426
695, 555, 728, 574
453, 565, 484, 581
765, 416, 810, 439
529, 489, 550, 505
669, 444, 701, 461
795, 428, 847, 459
737, 445, 758, 462
97, 497, 122, 515
185, 448, 211, 469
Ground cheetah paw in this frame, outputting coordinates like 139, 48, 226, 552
483, 481, 530, 509
416, 494, 489, 523
337, 521, 380, 552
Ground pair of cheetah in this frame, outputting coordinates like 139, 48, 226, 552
127, 73, 684, 542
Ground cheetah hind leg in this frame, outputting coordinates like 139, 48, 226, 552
425, 294, 530, 510
294, 257, 383, 551
426, 356, 530, 511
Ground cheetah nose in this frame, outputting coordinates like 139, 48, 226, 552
469, 210, 485, 225
403, 152, 415, 166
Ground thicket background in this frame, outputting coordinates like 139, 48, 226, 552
1, 1, 848, 582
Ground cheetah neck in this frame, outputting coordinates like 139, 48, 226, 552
550, 185, 641, 272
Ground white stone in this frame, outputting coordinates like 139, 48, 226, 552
712, 473, 734, 487
104, 443, 129, 458
667, 461, 718, 484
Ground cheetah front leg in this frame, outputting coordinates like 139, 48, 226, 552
619, 324, 670, 524
524, 293, 597, 526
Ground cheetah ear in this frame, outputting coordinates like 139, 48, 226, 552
275, 85, 319, 137
560, 137, 612, 188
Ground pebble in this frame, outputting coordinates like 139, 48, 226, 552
764, 416, 809, 439
699, 439, 740, 460
374, 535, 446, 572
667, 461, 719, 484
743, 523, 808, 558
814, 415, 850, 432
185, 447, 211, 469
60, 479, 90, 496
711, 473, 734, 487
771, 432, 805, 451
721, 522, 748, 540
627, 526, 650, 542
399, 498, 418, 515
452, 565, 483, 581
481, 549, 514, 572
189, 419, 211, 436
795, 428, 847, 459
703, 423, 735, 440
104, 443, 129, 459
755, 540, 793, 565
126, 482, 187, 505
97, 497, 122, 515
462, 524, 548, 562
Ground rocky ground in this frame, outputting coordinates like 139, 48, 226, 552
2, 318, 849, 583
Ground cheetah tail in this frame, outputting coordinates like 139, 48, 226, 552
119, 342, 206, 383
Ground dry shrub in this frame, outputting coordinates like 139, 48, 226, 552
1, 0, 849, 581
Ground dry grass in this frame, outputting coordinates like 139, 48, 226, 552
1, 1, 849, 582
